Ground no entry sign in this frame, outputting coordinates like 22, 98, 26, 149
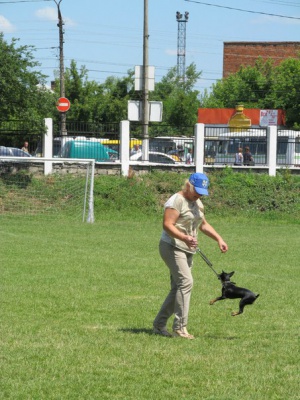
56, 97, 70, 112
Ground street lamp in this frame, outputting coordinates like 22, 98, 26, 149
176, 11, 189, 21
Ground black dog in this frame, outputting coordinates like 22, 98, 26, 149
209, 271, 259, 316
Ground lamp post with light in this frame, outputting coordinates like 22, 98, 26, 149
176, 11, 189, 80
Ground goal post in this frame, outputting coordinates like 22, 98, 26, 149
0, 157, 95, 223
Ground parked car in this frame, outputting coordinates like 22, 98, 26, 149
130, 151, 178, 164
59, 140, 118, 161
0, 146, 32, 157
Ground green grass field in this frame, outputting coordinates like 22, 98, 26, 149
0, 214, 299, 399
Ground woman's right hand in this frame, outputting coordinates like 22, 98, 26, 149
184, 235, 198, 249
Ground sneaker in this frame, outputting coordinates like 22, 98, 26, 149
153, 326, 172, 337
173, 328, 195, 339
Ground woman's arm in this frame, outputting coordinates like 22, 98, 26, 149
199, 217, 228, 252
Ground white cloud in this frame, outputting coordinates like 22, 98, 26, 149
0, 15, 16, 33
35, 7, 57, 22
166, 48, 177, 56
35, 7, 76, 27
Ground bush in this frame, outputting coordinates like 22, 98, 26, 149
93, 170, 300, 221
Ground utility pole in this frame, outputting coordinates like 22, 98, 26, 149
176, 11, 189, 80
142, 0, 149, 159
54, 0, 67, 135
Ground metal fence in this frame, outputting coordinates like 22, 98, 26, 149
203, 127, 268, 165
54, 121, 120, 138
277, 130, 300, 166
51, 122, 195, 163
1, 119, 300, 167
0, 120, 44, 155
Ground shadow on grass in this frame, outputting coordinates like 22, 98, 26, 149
119, 328, 155, 336
203, 334, 240, 340
119, 328, 239, 340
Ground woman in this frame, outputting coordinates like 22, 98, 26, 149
153, 173, 228, 339
234, 147, 243, 165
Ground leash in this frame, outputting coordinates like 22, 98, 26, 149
196, 247, 220, 279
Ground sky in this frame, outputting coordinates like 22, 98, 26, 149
0, 0, 300, 96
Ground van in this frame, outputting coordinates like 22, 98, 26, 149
60, 140, 118, 161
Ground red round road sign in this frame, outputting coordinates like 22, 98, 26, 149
56, 97, 70, 112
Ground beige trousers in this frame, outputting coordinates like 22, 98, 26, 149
153, 240, 194, 331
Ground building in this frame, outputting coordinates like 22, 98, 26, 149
223, 41, 300, 78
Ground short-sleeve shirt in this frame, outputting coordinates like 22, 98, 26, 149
160, 193, 205, 253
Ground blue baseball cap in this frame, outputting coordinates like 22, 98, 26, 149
189, 173, 209, 196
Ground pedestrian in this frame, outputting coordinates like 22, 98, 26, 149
186, 148, 193, 164
21, 141, 29, 153
243, 146, 254, 165
130, 144, 141, 156
153, 173, 228, 339
234, 147, 243, 165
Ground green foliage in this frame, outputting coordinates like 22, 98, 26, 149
92, 171, 299, 222
203, 168, 300, 218
200, 58, 275, 108
152, 63, 201, 126
0, 34, 55, 130
200, 57, 300, 128
270, 58, 300, 127
54, 61, 202, 127
1, 170, 299, 221
53, 62, 135, 124
93, 174, 160, 216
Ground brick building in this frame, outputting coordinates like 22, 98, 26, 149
223, 41, 300, 78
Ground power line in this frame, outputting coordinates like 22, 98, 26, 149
0, 0, 51, 3
184, 0, 300, 20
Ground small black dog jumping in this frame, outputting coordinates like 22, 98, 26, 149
210, 270, 259, 316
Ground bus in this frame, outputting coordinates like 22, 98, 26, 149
98, 130, 300, 166
204, 129, 300, 166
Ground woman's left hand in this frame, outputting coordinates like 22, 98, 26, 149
218, 240, 228, 253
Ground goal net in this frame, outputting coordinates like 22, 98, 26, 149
0, 157, 95, 223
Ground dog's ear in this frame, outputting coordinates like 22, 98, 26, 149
229, 271, 235, 277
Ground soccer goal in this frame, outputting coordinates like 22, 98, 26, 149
0, 157, 95, 223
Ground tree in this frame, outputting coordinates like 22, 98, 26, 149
53, 60, 105, 122
269, 58, 300, 128
199, 57, 300, 128
151, 63, 201, 131
53, 61, 201, 131
0, 34, 55, 132
53, 61, 135, 124
97, 72, 135, 123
